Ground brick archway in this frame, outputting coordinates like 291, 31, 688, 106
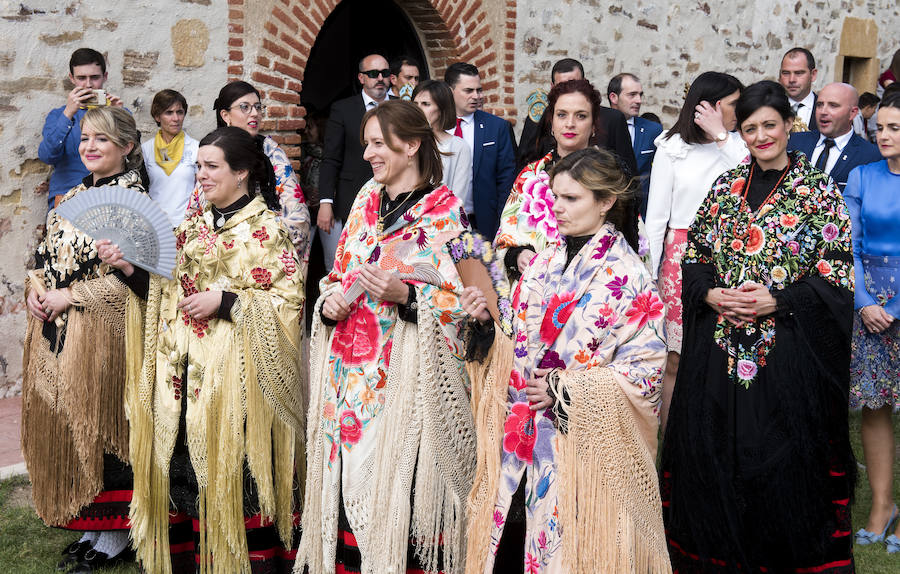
226, 0, 516, 160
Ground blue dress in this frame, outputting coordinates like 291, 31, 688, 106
846, 160, 900, 411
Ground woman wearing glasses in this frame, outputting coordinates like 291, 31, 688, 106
187, 81, 311, 273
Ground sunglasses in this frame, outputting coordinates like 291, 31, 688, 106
230, 102, 266, 114
362, 68, 390, 79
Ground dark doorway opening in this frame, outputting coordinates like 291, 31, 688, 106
301, 0, 429, 117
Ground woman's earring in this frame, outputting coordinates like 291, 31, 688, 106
237, 176, 243, 189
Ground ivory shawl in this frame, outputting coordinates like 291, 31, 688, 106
297, 182, 475, 574
466, 225, 671, 573
127, 197, 305, 574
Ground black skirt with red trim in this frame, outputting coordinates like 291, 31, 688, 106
62, 453, 132, 532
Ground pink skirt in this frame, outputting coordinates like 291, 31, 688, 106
659, 228, 688, 353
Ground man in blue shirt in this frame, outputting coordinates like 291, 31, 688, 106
38, 48, 123, 209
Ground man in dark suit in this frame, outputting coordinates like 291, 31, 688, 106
779, 47, 819, 132
607, 72, 663, 217
445, 62, 516, 239
517, 58, 637, 177
317, 53, 391, 269
788, 82, 882, 190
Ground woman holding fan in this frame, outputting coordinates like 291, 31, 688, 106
22, 105, 144, 572
100, 126, 305, 573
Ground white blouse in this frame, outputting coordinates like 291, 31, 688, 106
438, 135, 473, 214
645, 131, 748, 277
142, 132, 199, 227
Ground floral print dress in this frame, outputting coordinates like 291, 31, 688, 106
485, 225, 665, 573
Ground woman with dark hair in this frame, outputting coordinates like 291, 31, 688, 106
495, 79, 623, 285
462, 147, 669, 573
847, 92, 900, 552
413, 79, 473, 209
644, 71, 746, 429
298, 100, 474, 574
187, 80, 311, 272
660, 80, 856, 572
23, 106, 144, 572
99, 126, 305, 574
878, 49, 899, 95
142, 89, 197, 226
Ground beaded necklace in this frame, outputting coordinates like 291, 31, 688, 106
732, 161, 790, 240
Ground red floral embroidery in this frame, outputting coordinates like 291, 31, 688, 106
279, 249, 296, 279
730, 178, 746, 195
331, 303, 380, 366
251, 267, 273, 290
339, 410, 363, 445
180, 273, 198, 297
172, 375, 183, 401
509, 369, 526, 391
745, 224, 765, 255
175, 230, 187, 250
539, 291, 578, 344
252, 226, 270, 247
222, 239, 235, 250
503, 402, 536, 463
625, 290, 664, 329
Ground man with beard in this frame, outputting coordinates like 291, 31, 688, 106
318, 53, 393, 269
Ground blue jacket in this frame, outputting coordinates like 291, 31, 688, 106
632, 116, 663, 217
471, 109, 516, 239
788, 130, 882, 190
38, 106, 90, 207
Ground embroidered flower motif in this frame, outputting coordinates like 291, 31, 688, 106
503, 402, 537, 463
279, 249, 296, 279
709, 203, 720, 217
525, 552, 540, 574
730, 178, 746, 196
787, 240, 800, 255
625, 291, 664, 329
252, 226, 270, 247
771, 266, 788, 283
780, 213, 799, 228
538, 350, 566, 370
222, 239, 235, 250
175, 230, 188, 250
251, 267, 273, 290
509, 369, 527, 391
520, 170, 559, 242
736, 359, 758, 382
329, 440, 338, 463
331, 303, 381, 366
730, 239, 745, 252
745, 224, 765, 255
539, 291, 578, 344
339, 410, 363, 445
592, 234, 615, 260
821, 222, 839, 242
606, 275, 628, 300
493, 510, 505, 529
816, 259, 833, 276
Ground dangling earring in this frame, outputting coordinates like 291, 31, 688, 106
408, 155, 413, 168
236, 176, 243, 190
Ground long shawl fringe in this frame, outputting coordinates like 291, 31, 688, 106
21, 274, 131, 526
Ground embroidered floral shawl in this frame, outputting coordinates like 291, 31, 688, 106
468, 225, 669, 573
683, 151, 854, 387
495, 152, 559, 253
299, 181, 475, 574
127, 197, 304, 574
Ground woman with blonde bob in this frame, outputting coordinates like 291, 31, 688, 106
22, 105, 145, 572
462, 147, 670, 573
297, 100, 475, 574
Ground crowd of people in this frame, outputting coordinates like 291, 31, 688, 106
21, 41, 900, 573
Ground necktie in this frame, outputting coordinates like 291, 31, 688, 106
792, 102, 803, 114
454, 117, 463, 138
815, 138, 836, 172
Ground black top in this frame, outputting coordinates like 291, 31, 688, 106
746, 161, 790, 212
379, 186, 431, 230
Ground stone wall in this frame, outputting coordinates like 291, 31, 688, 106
0, 0, 228, 396
514, 0, 900, 131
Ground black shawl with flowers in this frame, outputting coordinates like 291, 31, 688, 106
660, 152, 856, 570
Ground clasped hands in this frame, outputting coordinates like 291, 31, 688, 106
860, 305, 896, 334
26, 286, 72, 322
321, 264, 408, 321
705, 282, 777, 326
96, 239, 221, 321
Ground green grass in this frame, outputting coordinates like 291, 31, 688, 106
1, 411, 899, 571
0, 474, 137, 573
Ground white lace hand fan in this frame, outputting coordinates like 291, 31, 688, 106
54, 185, 177, 278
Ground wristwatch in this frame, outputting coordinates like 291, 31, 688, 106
715, 131, 728, 142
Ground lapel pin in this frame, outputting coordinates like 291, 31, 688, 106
842, 155, 847, 161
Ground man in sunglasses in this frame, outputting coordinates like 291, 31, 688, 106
317, 53, 393, 269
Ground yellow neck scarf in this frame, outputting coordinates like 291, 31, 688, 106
154, 130, 185, 176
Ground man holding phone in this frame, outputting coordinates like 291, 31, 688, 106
38, 48, 123, 208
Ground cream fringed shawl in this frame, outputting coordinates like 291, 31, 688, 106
126, 199, 305, 574
21, 273, 134, 526
299, 293, 475, 574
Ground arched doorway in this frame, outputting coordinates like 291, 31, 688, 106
301, 0, 430, 116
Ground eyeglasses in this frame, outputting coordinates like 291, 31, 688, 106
361, 68, 390, 79
229, 102, 266, 114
